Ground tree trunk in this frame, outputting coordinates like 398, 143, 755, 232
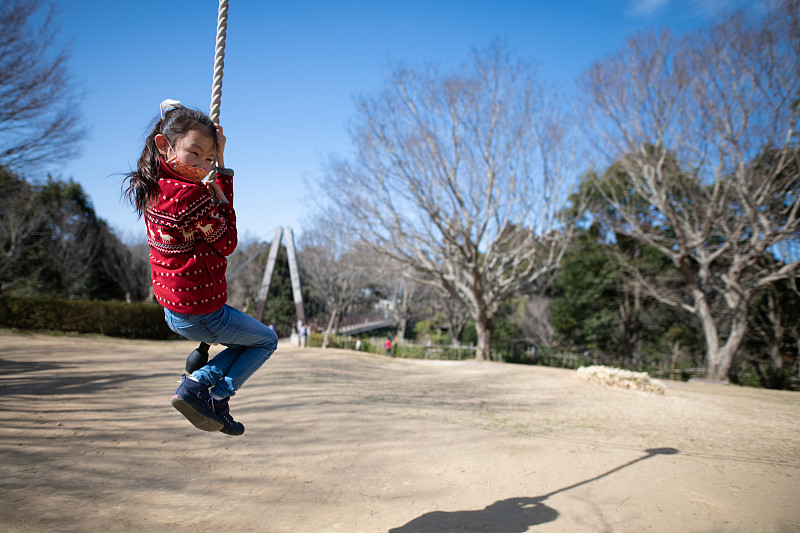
670, 341, 681, 369
397, 316, 408, 342
769, 344, 783, 371
474, 311, 493, 361
322, 308, 339, 349
709, 344, 736, 381
699, 294, 750, 381
395, 285, 409, 340
766, 287, 785, 370
448, 314, 467, 347
332, 308, 342, 335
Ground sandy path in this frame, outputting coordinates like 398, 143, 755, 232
0, 331, 798, 532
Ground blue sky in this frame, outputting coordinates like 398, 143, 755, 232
47, 0, 759, 243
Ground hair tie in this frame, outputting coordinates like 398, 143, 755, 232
160, 99, 183, 119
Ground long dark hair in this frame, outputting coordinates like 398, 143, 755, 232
122, 105, 217, 216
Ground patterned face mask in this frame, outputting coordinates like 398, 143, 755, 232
165, 140, 213, 181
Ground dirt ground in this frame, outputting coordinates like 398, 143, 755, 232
0, 331, 798, 533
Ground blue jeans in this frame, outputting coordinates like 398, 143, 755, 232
164, 305, 278, 398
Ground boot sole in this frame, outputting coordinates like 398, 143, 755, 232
220, 424, 245, 436
171, 396, 224, 431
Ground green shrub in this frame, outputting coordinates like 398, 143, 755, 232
307, 333, 372, 352
730, 366, 799, 391
0, 295, 178, 339
307, 332, 324, 348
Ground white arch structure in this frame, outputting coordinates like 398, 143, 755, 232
254, 227, 305, 325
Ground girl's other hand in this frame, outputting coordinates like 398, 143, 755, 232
207, 181, 228, 204
215, 124, 226, 168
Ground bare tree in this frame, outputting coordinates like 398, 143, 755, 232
320, 43, 576, 360
435, 290, 470, 346
0, 0, 85, 171
580, 4, 800, 379
299, 213, 371, 348
99, 237, 151, 302
47, 200, 100, 298
226, 239, 271, 312
391, 276, 437, 342
509, 293, 555, 349
362, 252, 438, 341
0, 170, 48, 290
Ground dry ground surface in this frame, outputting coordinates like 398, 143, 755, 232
0, 330, 798, 533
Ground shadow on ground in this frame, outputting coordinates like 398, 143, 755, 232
0, 355, 173, 397
389, 447, 679, 533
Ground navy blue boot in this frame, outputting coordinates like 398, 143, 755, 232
170, 375, 224, 431
185, 342, 210, 374
212, 397, 245, 436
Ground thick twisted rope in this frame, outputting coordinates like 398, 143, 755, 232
209, 0, 229, 124
204, 0, 229, 182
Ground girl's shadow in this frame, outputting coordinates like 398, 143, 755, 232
389, 496, 555, 533
389, 447, 678, 533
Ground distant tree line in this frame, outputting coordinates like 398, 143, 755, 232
0, 168, 149, 301
309, 2, 800, 385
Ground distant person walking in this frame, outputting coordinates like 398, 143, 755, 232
385, 336, 392, 357
300, 323, 308, 347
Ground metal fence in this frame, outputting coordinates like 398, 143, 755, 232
330, 334, 478, 361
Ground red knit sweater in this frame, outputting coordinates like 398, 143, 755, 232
145, 159, 237, 314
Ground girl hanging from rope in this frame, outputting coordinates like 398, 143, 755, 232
122, 99, 278, 436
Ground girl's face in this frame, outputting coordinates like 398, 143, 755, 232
156, 129, 216, 172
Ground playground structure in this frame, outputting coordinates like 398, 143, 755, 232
254, 226, 305, 325
249, 229, 409, 336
